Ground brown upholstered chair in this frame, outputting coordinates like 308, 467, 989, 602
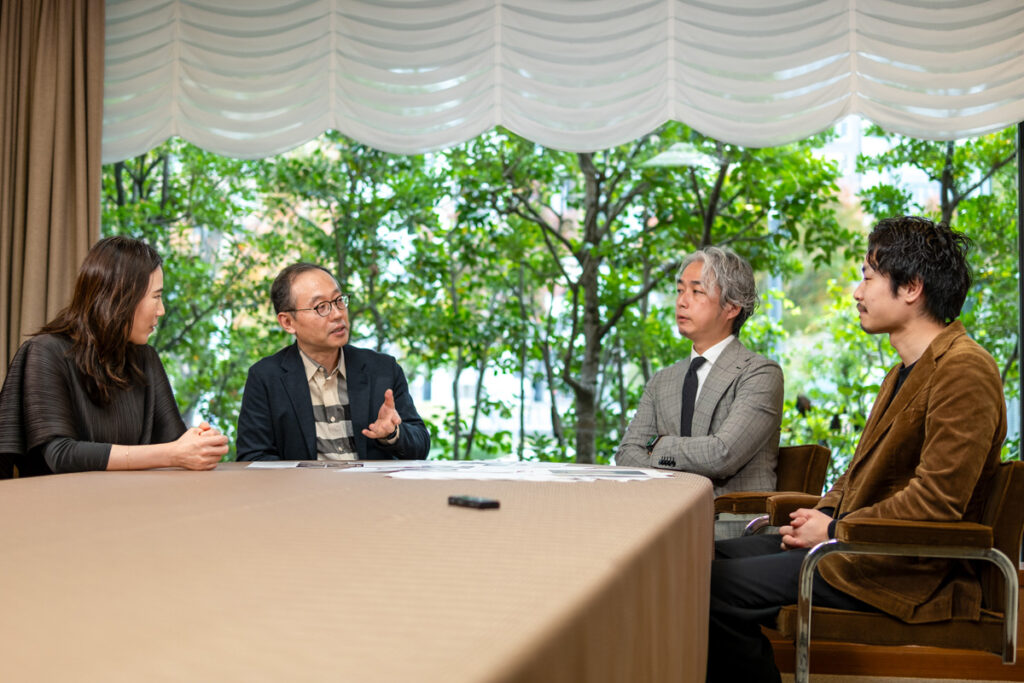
713, 444, 830, 518
768, 459, 1023, 683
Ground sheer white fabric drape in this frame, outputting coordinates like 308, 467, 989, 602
102, 0, 1024, 162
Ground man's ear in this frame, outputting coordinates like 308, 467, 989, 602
899, 277, 925, 304
723, 301, 741, 321
277, 311, 296, 334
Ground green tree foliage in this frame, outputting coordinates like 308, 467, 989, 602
781, 275, 897, 482
99, 122, 1017, 468
399, 202, 543, 460
440, 125, 850, 463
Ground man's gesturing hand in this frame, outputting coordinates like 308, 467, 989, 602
363, 389, 402, 441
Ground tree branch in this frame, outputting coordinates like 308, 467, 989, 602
701, 160, 730, 246
606, 180, 651, 235
524, 211, 575, 287
156, 267, 248, 352
603, 136, 652, 210
597, 259, 680, 338
509, 202, 577, 257
1001, 339, 1018, 385
955, 152, 1016, 205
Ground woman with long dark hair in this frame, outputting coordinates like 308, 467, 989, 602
0, 236, 228, 476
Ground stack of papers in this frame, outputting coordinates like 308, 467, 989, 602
245, 459, 672, 482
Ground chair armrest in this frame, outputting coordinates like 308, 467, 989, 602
767, 493, 822, 525
835, 517, 993, 548
715, 491, 773, 514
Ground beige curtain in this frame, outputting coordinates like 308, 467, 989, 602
0, 0, 104, 381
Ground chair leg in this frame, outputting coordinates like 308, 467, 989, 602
983, 547, 1019, 664
795, 540, 835, 683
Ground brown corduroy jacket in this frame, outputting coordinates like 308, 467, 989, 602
815, 320, 1006, 623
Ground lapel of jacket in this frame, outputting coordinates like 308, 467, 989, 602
847, 366, 899, 471
343, 345, 371, 458
847, 321, 964, 471
280, 344, 317, 459
692, 338, 745, 436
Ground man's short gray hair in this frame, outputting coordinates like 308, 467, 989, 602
679, 246, 758, 334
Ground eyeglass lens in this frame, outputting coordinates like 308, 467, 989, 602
313, 296, 348, 317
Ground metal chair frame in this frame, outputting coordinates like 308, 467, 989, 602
743, 513, 771, 535
793, 539, 1019, 683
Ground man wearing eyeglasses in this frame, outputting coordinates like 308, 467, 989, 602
236, 263, 430, 461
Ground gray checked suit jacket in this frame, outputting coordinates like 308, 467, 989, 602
615, 337, 783, 496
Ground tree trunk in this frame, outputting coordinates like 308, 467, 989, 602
940, 141, 955, 224
517, 268, 528, 460
518, 364, 526, 460
572, 154, 605, 464
366, 265, 384, 352
451, 350, 463, 460
616, 337, 628, 435
113, 162, 126, 210
541, 291, 566, 455
574, 253, 603, 463
465, 351, 489, 459
449, 264, 462, 460
541, 339, 565, 456
160, 154, 171, 210
573, 382, 598, 464
640, 253, 654, 384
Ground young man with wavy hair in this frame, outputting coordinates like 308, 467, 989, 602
707, 217, 1007, 682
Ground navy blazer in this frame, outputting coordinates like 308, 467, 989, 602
236, 343, 429, 461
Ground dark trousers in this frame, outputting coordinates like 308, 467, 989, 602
707, 534, 877, 683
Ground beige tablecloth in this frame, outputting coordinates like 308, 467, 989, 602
0, 462, 713, 682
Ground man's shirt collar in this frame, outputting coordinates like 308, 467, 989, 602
298, 347, 347, 381
691, 334, 734, 366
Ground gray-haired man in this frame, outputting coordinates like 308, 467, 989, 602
615, 247, 783, 496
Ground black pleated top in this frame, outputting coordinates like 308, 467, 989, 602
0, 334, 186, 476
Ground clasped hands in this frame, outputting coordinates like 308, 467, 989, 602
175, 421, 229, 470
362, 389, 401, 442
778, 508, 832, 550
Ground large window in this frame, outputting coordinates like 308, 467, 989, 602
102, 119, 1020, 472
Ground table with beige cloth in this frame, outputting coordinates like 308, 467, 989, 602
0, 461, 713, 682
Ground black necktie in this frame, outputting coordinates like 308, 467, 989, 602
680, 356, 707, 437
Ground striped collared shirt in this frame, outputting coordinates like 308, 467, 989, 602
298, 348, 357, 460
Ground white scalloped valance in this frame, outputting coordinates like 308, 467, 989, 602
102, 0, 1024, 162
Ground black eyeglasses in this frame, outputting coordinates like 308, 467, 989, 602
287, 295, 350, 317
